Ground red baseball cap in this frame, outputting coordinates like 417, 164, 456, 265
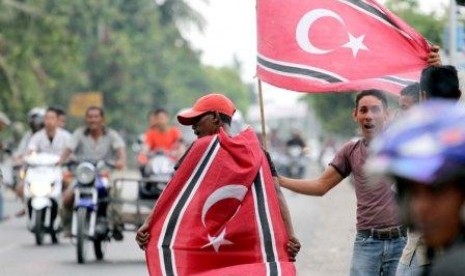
177, 93, 236, 125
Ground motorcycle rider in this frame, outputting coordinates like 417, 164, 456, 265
138, 108, 182, 176
12, 107, 45, 216
0, 111, 11, 221
284, 129, 307, 177
59, 106, 126, 239
27, 107, 71, 156
14, 107, 46, 163
15, 107, 73, 229
369, 100, 465, 275
141, 109, 182, 155
286, 129, 306, 150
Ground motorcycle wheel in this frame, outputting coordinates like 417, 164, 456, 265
94, 239, 105, 260
34, 209, 44, 246
76, 208, 89, 264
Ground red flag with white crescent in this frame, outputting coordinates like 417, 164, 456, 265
257, 0, 431, 94
145, 127, 295, 276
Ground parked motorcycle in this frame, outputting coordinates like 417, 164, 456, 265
138, 150, 175, 200
23, 153, 62, 245
71, 160, 114, 264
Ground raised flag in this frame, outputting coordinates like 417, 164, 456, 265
257, 0, 431, 94
145, 128, 295, 276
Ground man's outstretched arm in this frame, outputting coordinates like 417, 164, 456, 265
279, 165, 344, 196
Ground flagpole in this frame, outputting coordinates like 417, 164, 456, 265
257, 79, 268, 150
450, 0, 457, 66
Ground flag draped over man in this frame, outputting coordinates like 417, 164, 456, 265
257, 0, 431, 94
145, 128, 295, 276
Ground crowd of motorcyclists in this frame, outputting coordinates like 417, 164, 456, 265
0, 104, 311, 263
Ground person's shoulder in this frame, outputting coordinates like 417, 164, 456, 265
73, 127, 86, 136
106, 128, 125, 145
57, 128, 71, 136
29, 129, 44, 142
31, 129, 45, 138
170, 126, 181, 136
106, 127, 118, 135
106, 128, 123, 138
339, 139, 361, 152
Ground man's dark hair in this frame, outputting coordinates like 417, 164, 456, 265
355, 89, 388, 109
149, 108, 169, 117
420, 65, 461, 100
86, 106, 105, 117
400, 82, 420, 103
53, 106, 66, 116
46, 107, 60, 116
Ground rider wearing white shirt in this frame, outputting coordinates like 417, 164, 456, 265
27, 107, 71, 156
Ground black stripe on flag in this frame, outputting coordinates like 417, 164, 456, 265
253, 170, 279, 276
162, 138, 220, 275
343, 0, 401, 30
380, 76, 415, 86
257, 56, 343, 83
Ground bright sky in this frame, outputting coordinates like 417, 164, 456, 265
186, 0, 449, 105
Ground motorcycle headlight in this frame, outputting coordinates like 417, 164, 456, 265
75, 162, 96, 184
29, 182, 52, 197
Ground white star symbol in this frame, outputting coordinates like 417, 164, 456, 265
201, 229, 233, 252
342, 33, 368, 58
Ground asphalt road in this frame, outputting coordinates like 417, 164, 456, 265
0, 163, 356, 275
0, 171, 148, 276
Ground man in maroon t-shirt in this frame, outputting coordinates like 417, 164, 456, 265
280, 90, 405, 275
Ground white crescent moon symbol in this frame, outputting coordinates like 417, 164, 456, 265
296, 9, 345, 54
201, 185, 248, 227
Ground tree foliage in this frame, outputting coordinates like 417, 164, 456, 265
384, 0, 445, 45
0, 0, 250, 134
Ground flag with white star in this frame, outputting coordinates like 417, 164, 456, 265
145, 128, 295, 276
257, 0, 431, 94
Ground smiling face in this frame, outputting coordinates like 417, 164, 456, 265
85, 108, 104, 132
353, 95, 388, 142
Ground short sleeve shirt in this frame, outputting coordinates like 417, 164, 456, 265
28, 128, 72, 156
68, 127, 125, 163
330, 139, 400, 230
145, 127, 181, 151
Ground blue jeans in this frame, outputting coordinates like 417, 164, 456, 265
350, 233, 406, 276
396, 249, 428, 276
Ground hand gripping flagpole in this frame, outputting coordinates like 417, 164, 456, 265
257, 79, 268, 151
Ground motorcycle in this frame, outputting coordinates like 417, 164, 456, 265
71, 160, 114, 264
23, 153, 62, 245
138, 150, 175, 200
283, 145, 307, 178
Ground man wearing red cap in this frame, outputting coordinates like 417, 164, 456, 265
136, 93, 300, 274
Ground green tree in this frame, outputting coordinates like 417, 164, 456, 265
304, 93, 356, 137
385, 0, 445, 45
0, 0, 251, 136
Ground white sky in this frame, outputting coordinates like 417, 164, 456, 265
186, 0, 449, 105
